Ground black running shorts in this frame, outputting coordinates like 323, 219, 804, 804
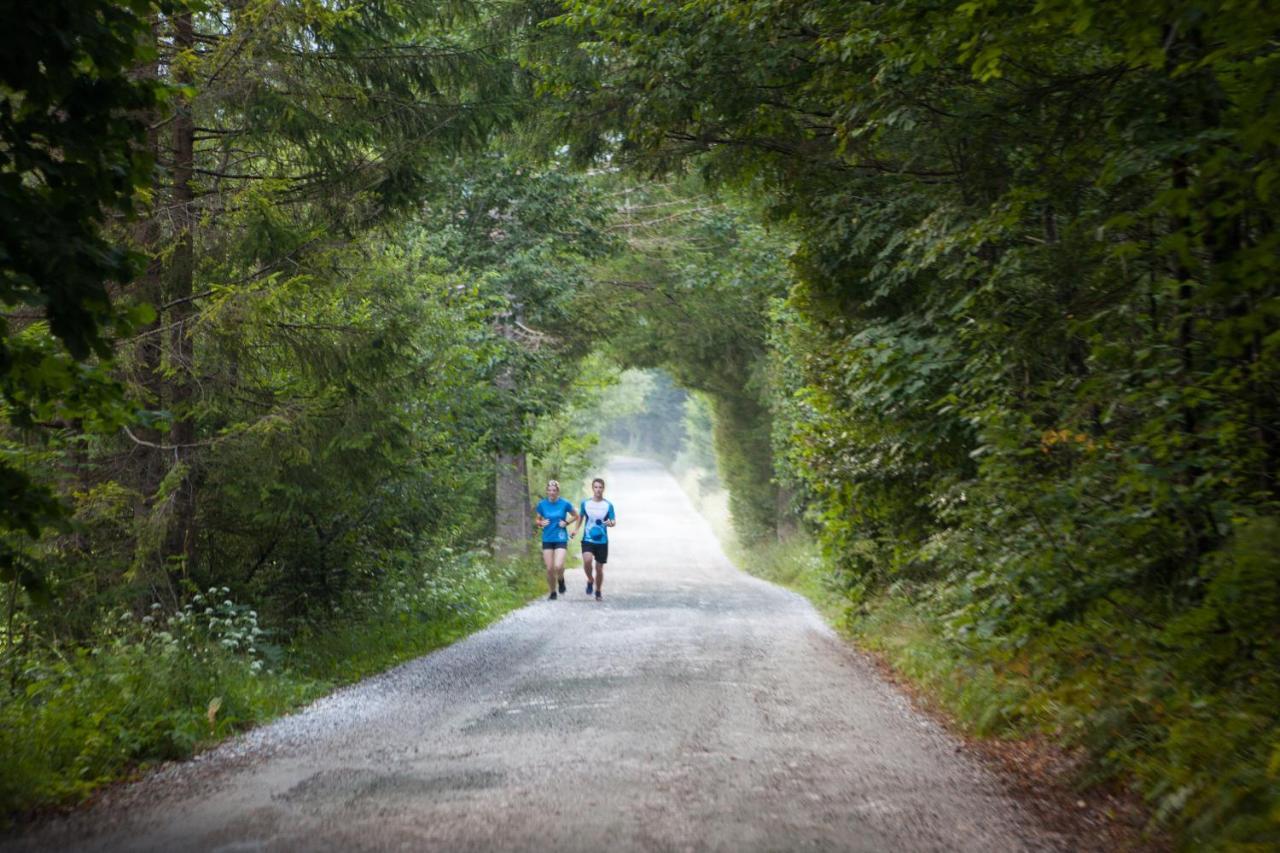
581, 540, 608, 563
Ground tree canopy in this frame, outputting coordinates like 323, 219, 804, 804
532, 1, 1280, 841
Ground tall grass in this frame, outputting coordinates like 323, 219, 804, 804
685, 467, 1279, 850
0, 551, 542, 822
290, 551, 542, 683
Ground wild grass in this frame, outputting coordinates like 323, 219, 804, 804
291, 551, 542, 683
725, 532, 1280, 850
678, 477, 1279, 850
0, 551, 542, 822
725, 535, 847, 626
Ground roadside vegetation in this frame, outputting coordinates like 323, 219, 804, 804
1, 0, 598, 820
720, 522, 1279, 850
1, 554, 539, 819
536, 3, 1280, 847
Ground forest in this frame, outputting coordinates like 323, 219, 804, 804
2, 1, 1277, 848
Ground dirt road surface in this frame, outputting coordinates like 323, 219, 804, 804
5, 458, 1070, 852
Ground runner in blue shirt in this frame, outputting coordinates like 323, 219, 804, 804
572, 477, 616, 601
535, 479, 578, 600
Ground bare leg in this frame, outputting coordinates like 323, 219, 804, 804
582, 552, 595, 585
553, 547, 568, 584
595, 561, 605, 596
542, 548, 556, 594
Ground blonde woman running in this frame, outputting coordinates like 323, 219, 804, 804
535, 479, 578, 600
573, 477, 616, 601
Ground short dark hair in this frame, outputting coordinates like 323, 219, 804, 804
592, 477, 605, 487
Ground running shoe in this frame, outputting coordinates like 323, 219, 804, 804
548, 592, 557, 600
586, 582, 593, 595
557, 578, 566, 594
595, 591, 602, 601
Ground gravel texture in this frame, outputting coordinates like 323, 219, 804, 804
4, 458, 1071, 852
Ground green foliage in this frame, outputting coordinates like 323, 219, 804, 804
410, 153, 617, 452
6, 7, 617, 628
0, 597, 318, 818
863, 574, 1280, 850
0, 0, 158, 357
0, 0, 163, 589
289, 549, 543, 683
537, 0, 1280, 844
188, 237, 505, 625
675, 391, 718, 482
0, 551, 540, 820
578, 180, 796, 542
526, 352, 613, 495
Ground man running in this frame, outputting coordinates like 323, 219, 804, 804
535, 479, 578, 600
573, 477, 615, 601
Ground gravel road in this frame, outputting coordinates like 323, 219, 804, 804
6, 458, 1070, 852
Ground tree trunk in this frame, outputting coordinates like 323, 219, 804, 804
776, 483, 798, 541
492, 304, 532, 557
134, 17, 165, 494
164, 10, 198, 575
494, 451, 531, 558
126, 14, 176, 603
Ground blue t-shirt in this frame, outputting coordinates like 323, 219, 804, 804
579, 499, 615, 544
536, 497, 574, 543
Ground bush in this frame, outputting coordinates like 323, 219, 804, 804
0, 599, 316, 818
732, 532, 1280, 850
0, 552, 542, 822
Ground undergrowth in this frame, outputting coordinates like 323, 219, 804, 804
289, 549, 542, 683
729, 533, 1280, 851
0, 550, 541, 823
